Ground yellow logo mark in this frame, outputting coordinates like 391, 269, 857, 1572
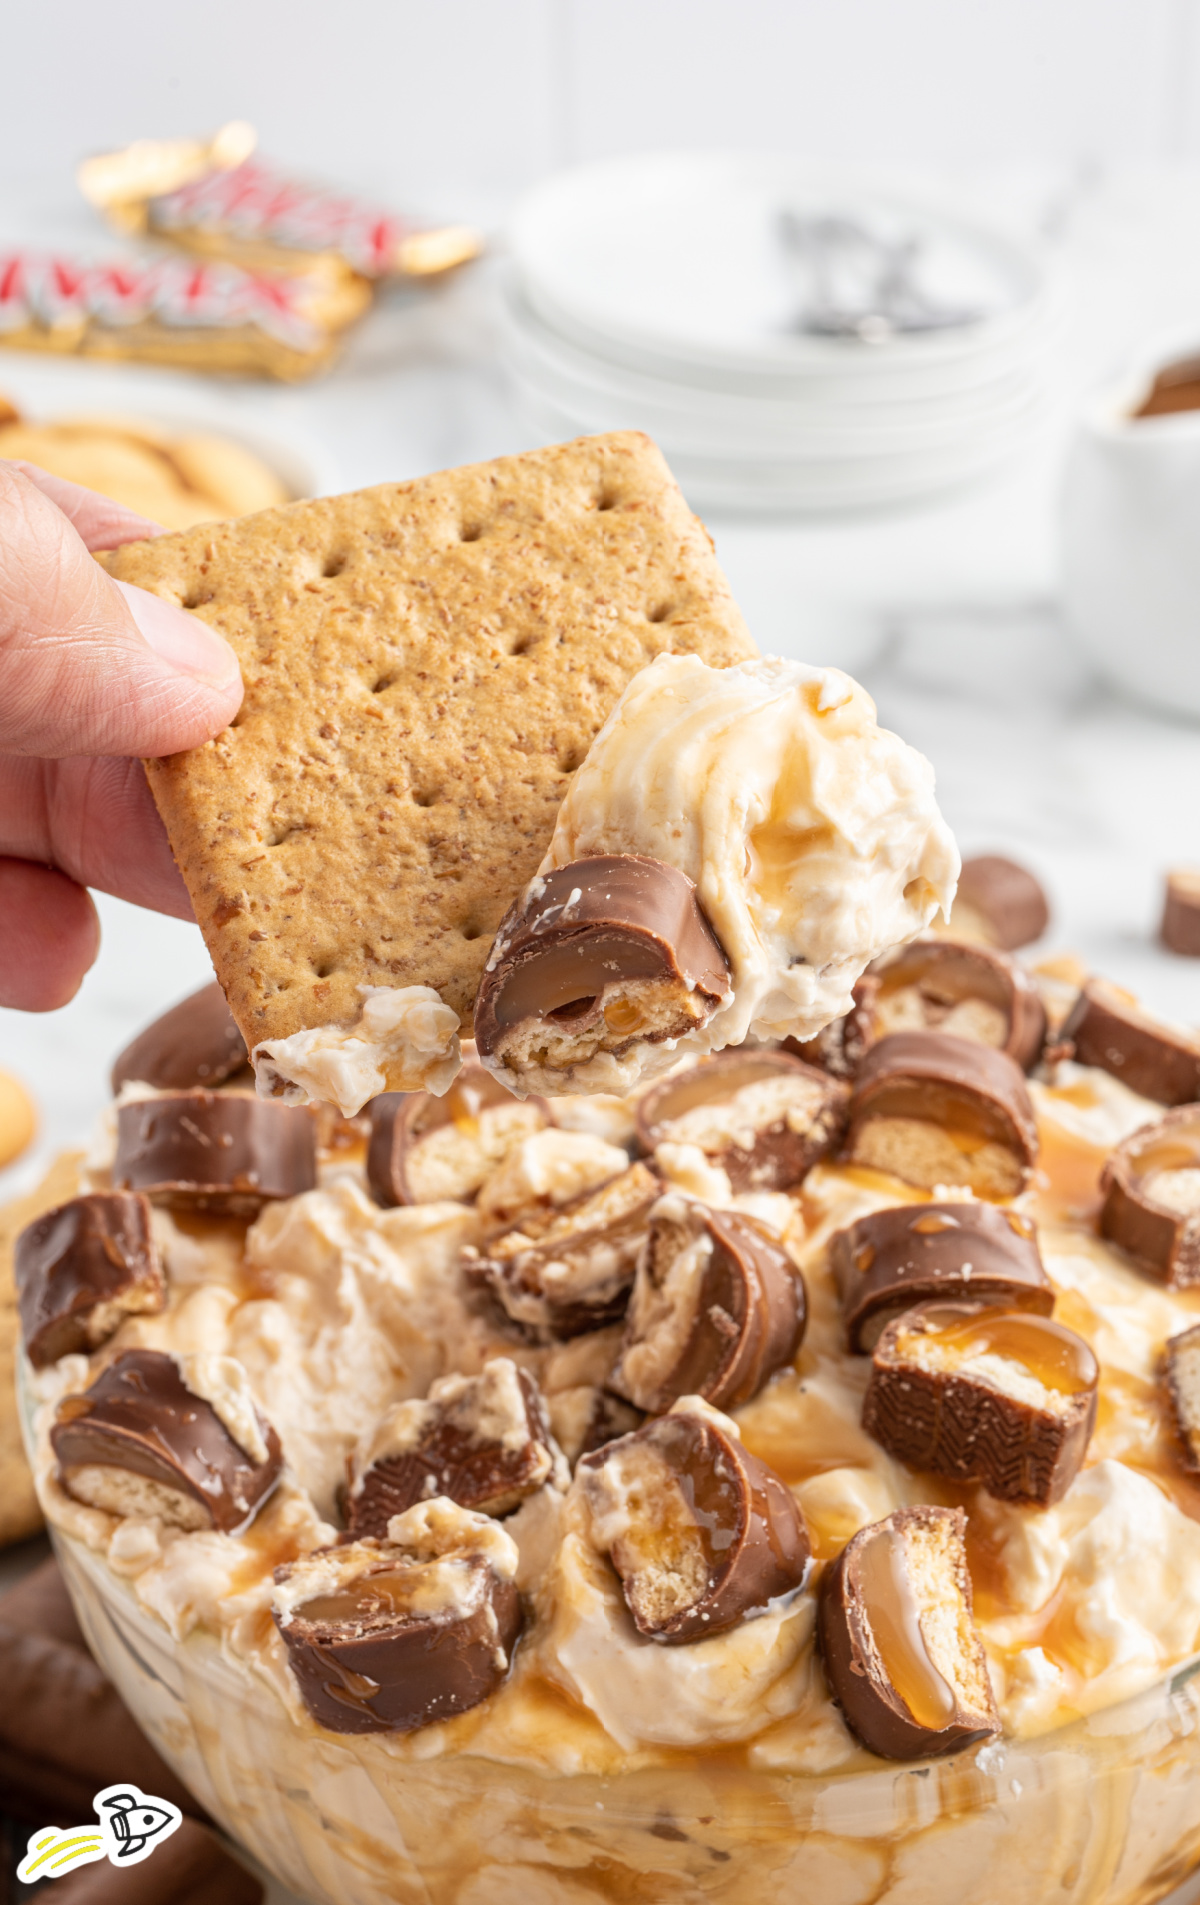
16, 1829, 106, 1881
16, 1783, 182, 1882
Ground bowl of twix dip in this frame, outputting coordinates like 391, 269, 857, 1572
12, 432, 1200, 1904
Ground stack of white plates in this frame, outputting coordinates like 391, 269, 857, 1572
504, 154, 1062, 515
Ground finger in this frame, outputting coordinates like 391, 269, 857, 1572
1, 755, 193, 918
5, 459, 165, 551
0, 859, 100, 1010
0, 463, 242, 758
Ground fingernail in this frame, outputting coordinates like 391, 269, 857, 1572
114, 579, 242, 689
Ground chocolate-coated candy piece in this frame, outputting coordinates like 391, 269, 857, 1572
1100, 1107, 1200, 1286
818, 1505, 999, 1761
272, 1502, 522, 1734
113, 1089, 317, 1214
366, 1066, 551, 1208
863, 1301, 1098, 1505
832, 1201, 1052, 1353
844, 1031, 1039, 1198
474, 855, 730, 1094
1164, 1322, 1200, 1472
578, 1407, 810, 1643
15, 1192, 164, 1368
346, 1359, 564, 1536
51, 1348, 282, 1533
611, 1197, 805, 1413
867, 938, 1046, 1072
1162, 870, 1200, 957
1060, 979, 1200, 1106
111, 980, 247, 1093
465, 1161, 659, 1339
949, 855, 1050, 951
636, 1049, 848, 1191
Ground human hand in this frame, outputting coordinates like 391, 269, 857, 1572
1, 461, 242, 1012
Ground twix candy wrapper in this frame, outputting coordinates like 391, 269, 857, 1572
80, 122, 482, 285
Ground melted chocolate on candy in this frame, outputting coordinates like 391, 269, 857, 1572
15, 1191, 165, 1368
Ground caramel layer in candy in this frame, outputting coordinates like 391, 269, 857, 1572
1100, 1107, 1200, 1286
863, 1301, 1098, 1505
51, 1348, 282, 1534
347, 1359, 564, 1536
832, 1201, 1052, 1353
843, 1031, 1039, 1198
866, 938, 1046, 1072
636, 1049, 848, 1191
1164, 1322, 1200, 1472
114, 1089, 317, 1214
947, 855, 1050, 951
15, 1192, 164, 1369
578, 1407, 810, 1643
818, 1505, 999, 1760
465, 1160, 659, 1340
111, 981, 247, 1093
611, 1197, 805, 1413
474, 856, 730, 1095
1162, 870, 1200, 957
366, 1066, 551, 1208
1060, 979, 1200, 1105
273, 1502, 522, 1735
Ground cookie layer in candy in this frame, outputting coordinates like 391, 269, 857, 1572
864, 938, 1046, 1072
1101, 1108, 1200, 1287
577, 1404, 810, 1643
946, 855, 1049, 951
862, 1301, 1098, 1505
611, 1197, 805, 1414
1162, 870, 1200, 957
1164, 1322, 1200, 1473
636, 1049, 848, 1192
110, 981, 247, 1093
1060, 980, 1200, 1105
15, 1192, 165, 1368
464, 1161, 659, 1340
366, 1067, 552, 1208
346, 1359, 565, 1535
51, 1347, 282, 1533
113, 1089, 317, 1214
831, 1201, 1052, 1353
475, 855, 730, 1098
272, 1498, 522, 1734
843, 1032, 1039, 1197
818, 1505, 999, 1760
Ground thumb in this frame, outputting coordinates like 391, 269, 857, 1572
0, 462, 242, 759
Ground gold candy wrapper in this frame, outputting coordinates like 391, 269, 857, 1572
0, 251, 366, 381
80, 123, 482, 285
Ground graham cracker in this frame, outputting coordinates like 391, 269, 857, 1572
101, 432, 756, 1054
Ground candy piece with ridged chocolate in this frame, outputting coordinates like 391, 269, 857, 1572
366, 1066, 552, 1208
862, 1301, 1098, 1505
842, 1031, 1039, 1197
51, 1347, 282, 1533
635, 1048, 847, 1191
1101, 1107, 1200, 1287
110, 981, 247, 1093
113, 1089, 317, 1215
831, 1200, 1053, 1354
15, 1192, 165, 1369
865, 938, 1047, 1072
818, 1505, 999, 1760
1060, 979, 1200, 1106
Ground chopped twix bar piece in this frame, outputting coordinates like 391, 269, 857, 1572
843, 1031, 1039, 1197
366, 1066, 552, 1208
944, 854, 1049, 951
864, 938, 1046, 1072
577, 1403, 810, 1643
465, 1161, 659, 1340
475, 855, 731, 1099
818, 1506, 999, 1760
1164, 1323, 1200, 1472
1060, 979, 1200, 1105
111, 980, 247, 1093
1101, 1108, 1200, 1287
113, 1090, 316, 1215
52, 1347, 282, 1533
99, 434, 754, 1114
862, 1302, 1098, 1505
636, 1049, 847, 1191
16, 1192, 165, 1368
346, 1359, 566, 1537
1162, 870, 1200, 957
831, 1201, 1052, 1354
273, 1499, 522, 1734
611, 1197, 805, 1413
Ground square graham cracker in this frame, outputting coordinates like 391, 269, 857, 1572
101, 432, 756, 1054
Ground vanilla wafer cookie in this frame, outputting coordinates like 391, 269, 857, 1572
102, 432, 755, 1108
